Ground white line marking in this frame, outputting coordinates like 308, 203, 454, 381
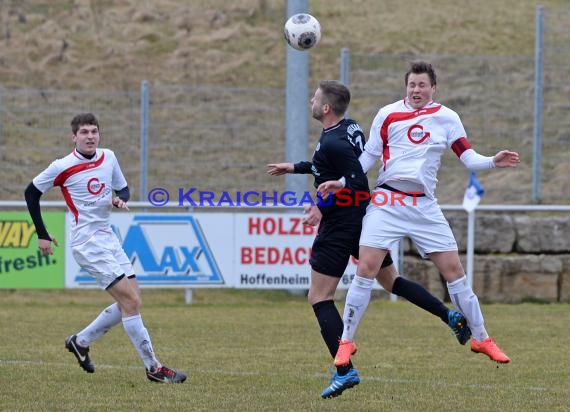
0, 359, 551, 392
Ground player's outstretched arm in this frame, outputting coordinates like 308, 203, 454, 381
493, 150, 520, 168
267, 163, 294, 176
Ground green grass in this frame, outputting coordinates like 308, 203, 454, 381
1, 289, 569, 411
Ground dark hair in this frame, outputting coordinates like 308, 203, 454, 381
71, 113, 99, 134
405, 61, 437, 86
319, 80, 351, 116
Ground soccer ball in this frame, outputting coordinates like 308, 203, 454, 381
283, 13, 321, 51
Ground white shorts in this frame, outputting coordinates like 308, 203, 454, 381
71, 230, 134, 289
359, 188, 458, 257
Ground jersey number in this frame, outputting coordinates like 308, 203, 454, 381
348, 134, 364, 152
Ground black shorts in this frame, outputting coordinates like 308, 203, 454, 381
310, 213, 393, 278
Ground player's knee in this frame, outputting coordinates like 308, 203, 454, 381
357, 257, 381, 278
307, 292, 319, 306
119, 294, 141, 315
441, 269, 465, 283
307, 288, 333, 306
132, 294, 142, 311
307, 288, 314, 304
433, 252, 464, 280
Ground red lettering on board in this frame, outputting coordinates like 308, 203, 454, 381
240, 246, 312, 265
247, 217, 316, 236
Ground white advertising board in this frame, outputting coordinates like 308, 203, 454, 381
65, 212, 372, 289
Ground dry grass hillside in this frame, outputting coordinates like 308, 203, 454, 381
0, 0, 568, 204
1, 0, 564, 88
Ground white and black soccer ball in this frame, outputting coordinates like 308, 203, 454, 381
283, 13, 321, 51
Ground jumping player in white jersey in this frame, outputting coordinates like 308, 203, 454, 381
318, 62, 519, 370
268, 80, 470, 399
24, 113, 186, 383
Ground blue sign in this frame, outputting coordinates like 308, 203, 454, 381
74, 215, 224, 286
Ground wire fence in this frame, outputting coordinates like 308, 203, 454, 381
0, 6, 568, 205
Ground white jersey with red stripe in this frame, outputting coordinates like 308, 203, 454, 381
365, 98, 468, 199
32, 148, 127, 245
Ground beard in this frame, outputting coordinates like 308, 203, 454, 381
312, 108, 323, 121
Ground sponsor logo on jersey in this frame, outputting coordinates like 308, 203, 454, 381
407, 124, 431, 144
87, 177, 106, 195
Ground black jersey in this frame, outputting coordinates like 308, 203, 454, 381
294, 118, 369, 216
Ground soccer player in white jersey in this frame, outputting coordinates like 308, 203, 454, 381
318, 61, 520, 369
24, 113, 186, 383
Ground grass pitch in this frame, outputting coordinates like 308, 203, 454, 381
0, 289, 569, 411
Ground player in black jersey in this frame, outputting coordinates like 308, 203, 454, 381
268, 80, 470, 399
